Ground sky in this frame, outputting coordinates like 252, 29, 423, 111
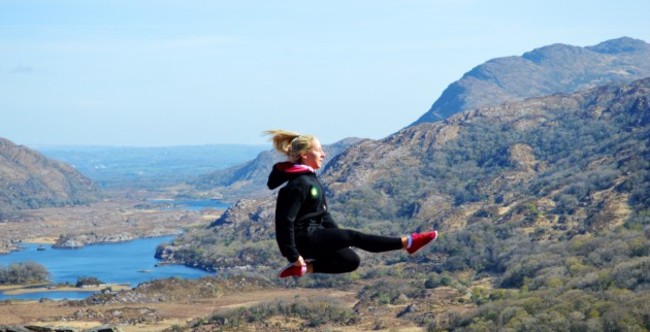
1, 1, 649, 147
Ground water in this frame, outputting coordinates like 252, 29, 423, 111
0, 198, 230, 300
0, 236, 212, 300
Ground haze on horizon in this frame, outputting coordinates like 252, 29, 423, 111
1, 0, 649, 147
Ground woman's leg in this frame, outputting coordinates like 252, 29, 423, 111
310, 248, 360, 274
309, 228, 403, 254
281, 228, 437, 277
304, 228, 401, 274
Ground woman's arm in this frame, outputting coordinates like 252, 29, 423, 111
275, 185, 305, 263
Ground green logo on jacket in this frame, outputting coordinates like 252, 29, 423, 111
310, 186, 319, 199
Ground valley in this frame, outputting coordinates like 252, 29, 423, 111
2, 37, 649, 331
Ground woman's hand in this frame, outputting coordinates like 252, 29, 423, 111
294, 256, 306, 267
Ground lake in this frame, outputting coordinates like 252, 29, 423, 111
0, 236, 211, 301
0, 198, 230, 300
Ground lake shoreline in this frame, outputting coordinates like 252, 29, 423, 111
1, 233, 183, 255
0, 283, 131, 296
0, 198, 226, 254
0, 236, 212, 300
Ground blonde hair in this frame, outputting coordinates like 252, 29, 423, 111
265, 129, 316, 163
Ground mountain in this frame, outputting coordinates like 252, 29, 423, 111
157, 71, 650, 329
0, 138, 98, 220
325, 77, 650, 232
160, 77, 650, 268
196, 37, 650, 200
152, 37, 650, 330
190, 137, 365, 199
413, 36, 650, 124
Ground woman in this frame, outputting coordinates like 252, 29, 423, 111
266, 130, 438, 278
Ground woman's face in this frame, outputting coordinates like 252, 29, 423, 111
300, 138, 326, 170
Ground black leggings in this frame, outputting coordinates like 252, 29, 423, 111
301, 228, 403, 274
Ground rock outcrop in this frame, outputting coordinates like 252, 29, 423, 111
52, 232, 137, 249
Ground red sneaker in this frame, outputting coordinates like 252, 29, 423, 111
407, 231, 438, 254
279, 263, 307, 278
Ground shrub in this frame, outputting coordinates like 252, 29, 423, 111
76, 276, 104, 287
207, 296, 358, 329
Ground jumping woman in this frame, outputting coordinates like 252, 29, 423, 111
266, 130, 438, 278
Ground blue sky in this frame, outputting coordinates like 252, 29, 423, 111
1, 1, 649, 146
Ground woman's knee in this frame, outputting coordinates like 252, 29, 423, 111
341, 250, 361, 272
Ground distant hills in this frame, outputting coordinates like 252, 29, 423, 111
0, 138, 98, 220
413, 36, 650, 124
37, 144, 266, 189
191, 137, 365, 199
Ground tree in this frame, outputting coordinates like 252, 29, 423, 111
0, 261, 49, 284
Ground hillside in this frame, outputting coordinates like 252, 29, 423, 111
161, 77, 650, 267
0, 138, 98, 220
158, 78, 650, 330
323, 77, 650, 236
413, 36, 650, 124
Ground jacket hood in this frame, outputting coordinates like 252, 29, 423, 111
267, 162, 315, 190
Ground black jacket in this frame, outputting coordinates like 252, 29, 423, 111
267, 162, 338, 263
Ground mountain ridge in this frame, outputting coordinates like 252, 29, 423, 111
413, 36, 650, 124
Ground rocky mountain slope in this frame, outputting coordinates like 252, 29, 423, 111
160, 77, 650, 269
413, 36, 650, 124
0, 138, 98, 220
326, 77, 649, 233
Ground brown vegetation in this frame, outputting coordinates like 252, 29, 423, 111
0, 277, 337, 330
